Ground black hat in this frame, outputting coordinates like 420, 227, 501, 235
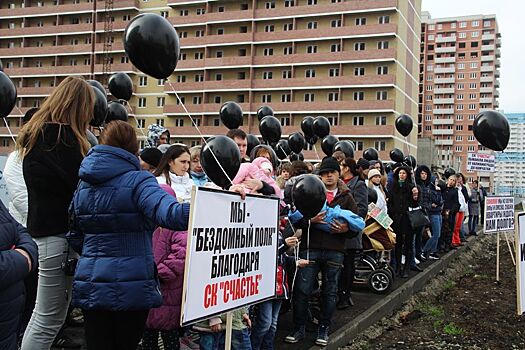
356, 158, 370, 170
140, 148, 162, 168
318, 157, 340, 175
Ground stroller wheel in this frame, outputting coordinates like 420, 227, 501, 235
368, 270, 393, 294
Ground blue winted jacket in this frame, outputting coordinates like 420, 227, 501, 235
70, 145, 190, 311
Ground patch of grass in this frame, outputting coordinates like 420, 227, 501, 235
443, 322, 464, 335
443, 280, 457, 290
419, 303, 445, 318
433, 319, 443, 329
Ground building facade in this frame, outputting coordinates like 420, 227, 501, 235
419, 12, 501, 181
1, 0, 421, 160
494, 113, 525, 197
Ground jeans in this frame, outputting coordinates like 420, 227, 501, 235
423, 214, 442, 254
292, 249, 344, 328
250, 299, 282, 350
142, 328, 180, 350
84, 310, 148, 350
411, 227, 424, 266
231, 329, 251, 350
21, 235, 73, 350
199, 332, 225, 350
340, 250, 357, 296
468, 215, 479, 234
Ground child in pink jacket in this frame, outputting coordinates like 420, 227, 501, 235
232, 157, 281, 197
142, 185, 187, 350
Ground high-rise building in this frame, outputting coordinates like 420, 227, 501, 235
419, 12, 501, 182
2, 0, 421, 160
494, 113, 525, 197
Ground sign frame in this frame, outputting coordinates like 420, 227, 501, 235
180, 186, 280, 327
515, 212, 525, 315
467, 152, 496, 173
483, 196, 515, 234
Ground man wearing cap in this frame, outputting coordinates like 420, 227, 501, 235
285, 157, 358, 347
356, 158, 370, 185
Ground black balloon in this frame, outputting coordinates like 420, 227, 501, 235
389, 148, 404, 163
384, 163, 392, 174
321, 135, 339, 156
288, 132, 305, 154
257, 105, 274, 121
444, 167, 456, 180
306, 135, 318, 145
363, 148, 379, 161
275, 139, 291, 160
312, 116, 330, 138
334, 141, 354, 159
201, 135, 241, 188
246, 134, 260, 156
289, 152, 304, 162
220, 101, 243, 129
87, 80, 105, 94
368, 187, 378, 204
301, 116, 315, 136
91, 87, 108, 127
292, 174, 326, 218
403, 155, 417, 168
259, 116, 281, 143
395, 114, 413, 137
108, 73, 133, 101
473, 110, 510, 151
124, 13, 180, 79
0, 59, 3, 71
0, 72, 17, 119
106, 101, 128, 123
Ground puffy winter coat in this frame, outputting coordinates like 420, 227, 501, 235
4, 151, 28, 226
0, 201, 38, 350
156, 171, 195, 203
146, 185, 187, 331
70, 145, 190, 311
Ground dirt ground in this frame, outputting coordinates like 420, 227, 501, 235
344, 234, 525, 350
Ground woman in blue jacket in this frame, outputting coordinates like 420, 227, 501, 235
68, 121, 238, 350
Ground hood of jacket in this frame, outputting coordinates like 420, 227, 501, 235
79, 145, 140, 185
415, 165, 432, 186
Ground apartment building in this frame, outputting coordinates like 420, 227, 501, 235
1, 0, 421, 160
419, 12, 501, 181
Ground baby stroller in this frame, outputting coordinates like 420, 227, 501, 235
353, 218, 396, 294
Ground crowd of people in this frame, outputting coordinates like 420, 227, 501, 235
0, 77, 487, 350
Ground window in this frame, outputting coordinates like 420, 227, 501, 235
425, 105, 432, 111
353, 116, 364, 125
354, 42, 365, 51
193, 96, 202, 104
238, 48, 247, 56
427, 64, 433, 72
137, 119, 145, 128
240, 3, 249, 10
377, 41, 389, 49
456, 104, 464, 110
194, 74, 203, 82
329, 68, 340, 77
375, 141, 386, 151
138, 97, 146, 108
355, 18, 367, 26
328, 92, 339, 102
304, 93, 315, 102
457, 83, 464, 89
330, 44, 341, 52
197, 8, 205, 15
355, 141, 364, 151
176, 96, 185, 105
196, 30, 204, 37
470, 72, 477, 79
469, 93, 477, 99
331, 19, 342, 28
427, 75, 433, 81
139, 76, 147, 86
457, 63, 465, 70
307, 0, 317, 4
459, 32, 467, 39
237, 95, 245, 103
470, 62, 478, 68
214, 96, 222, 104
472, 20, 480, 27
457, 73, 465, 79
180, 53, 187, 60
284, 23, 293, 31
437, 24, 442, 30
262, 94, 272, 103
239, 26, 248, 33
175, 118, 184, 127
213, 118, 220, 126
282, 70, 292, 79
194, 52, 203, 59
215, 73, 222, 81
157, 97, 165, 107
456, 135, 463, 141
468, 145, 475, 152
180, 9, 188, 16
264, 25, 274, 32
428, 24, 435, 30
217, 28, 224, 35
425, 115, 432, 121
158, 79, 166, 86
280, 116, 291, 126
471, 41, 479, 48
377, 66, 388, 75
176, 75, 186, 83
215, 51, 223, 58
376, 91, 387, 100
469, 83, 477, 89
455, 146, 463, 152
427, 34, 434, 41
456, 125, 463, 131
353, 91, 364, 101
468, 135, 475, 141
284, 46, 293, 55
307, 45, 317, 54
483, 20, 491, 27
307, 21, 317, 29
378, 15, 390, 24
265, 1, 275, 9
426, 85, 433, 91
161, 11, 169, 18
375, 115, 387, 125
471, 31, 479, 38
263, 71, 272, 79
460, 21, 467, 28
354, 67, 365, 76
281, 94, 291, 102
156, 119, 165, 127
468, 103, 476, 110
285, 0, 295, 7
457, 94, 464, 100
425, 125, 432, 131
263, 48, 273, 56
305, 69, 316, 78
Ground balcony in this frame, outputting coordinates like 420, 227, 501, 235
434, 87, 455, 94
480, 87, 493, 93
433, 108, 454, 114
481, 44, 495, 51
0, 0, 138, 18
432, 118, 454, 125
252, 49, 396, 66
434, 67, 455, 74
480, 76, 494, 83
480, 65, 494, 72
15, 87, 54, 97
482, 33, 496, 41
481, 55, 494, 62
434, 77, 455, 84
435, 36, 456, 43
435, 139, 454, 146
495, 59, 501, 67
4, 63, 135, 78
435, 56, 456, 64
435, 46, 456, 54
0, 42, 124, 58
0, 20, 130, 39
434, 98, 454, 104
432, 129, 454, 136
496, 48, 501, 57
496, 38, 502, 47
480, 97, 493, 104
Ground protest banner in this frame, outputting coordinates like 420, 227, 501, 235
515, 213, 525, 315
180, 187, 280, 327
484, 196, 515, 234
467, 153, 495, 173
367, 202, 393, 229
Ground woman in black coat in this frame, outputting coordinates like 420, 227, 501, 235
0, 201, 38, 350
387, 166, 420, 278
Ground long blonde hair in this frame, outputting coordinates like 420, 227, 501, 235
16, 76, 94, 158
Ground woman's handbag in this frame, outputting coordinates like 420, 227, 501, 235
408, 206, 430, 229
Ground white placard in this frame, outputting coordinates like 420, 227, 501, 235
516, 213, 525, 315
0, 155, 11, 207
484, 196, 515, 234
180, 187, 279, 326
467, 153, 495, 173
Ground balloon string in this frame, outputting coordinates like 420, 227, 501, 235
277, 144, 289, 160
2, 117, 16, 143
313, 144, 321, 160
123, 101, 153, 148
168, 82, 234, 187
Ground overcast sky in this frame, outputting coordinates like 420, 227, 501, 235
421, 0, 522, 113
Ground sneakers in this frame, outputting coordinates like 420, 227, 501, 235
315, 325, 329, 346
428, 253, 441, 260
52, 335, 82, 349
284, 327, 305, 344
